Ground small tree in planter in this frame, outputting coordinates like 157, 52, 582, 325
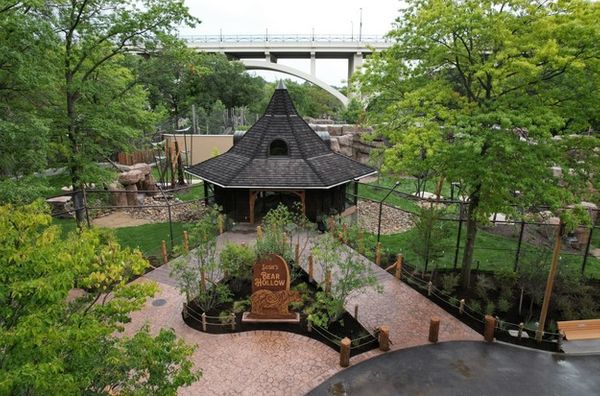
220, 242, 256, 293
308, 234, 380, 327
171, 206, 232, 312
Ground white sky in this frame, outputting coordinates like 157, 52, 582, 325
180, 1, 404, 86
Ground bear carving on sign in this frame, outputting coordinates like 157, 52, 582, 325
247, 254, 300, 320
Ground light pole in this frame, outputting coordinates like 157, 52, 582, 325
377, 181, 400, 243
359, 8, 363, 42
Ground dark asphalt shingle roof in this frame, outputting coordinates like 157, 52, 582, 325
187, 84, 377, 188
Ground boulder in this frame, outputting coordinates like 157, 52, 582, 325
329, 137, 341, 153
337, 134, 354, 147
125, 184, 139, 206
46, 195, 74, 218
140, 174, 158, 195
328, 125, 344, 136
108, 182, 127, 207
130, 162, 151, 176
118, 170, 143, 186
340, 145, 353, 158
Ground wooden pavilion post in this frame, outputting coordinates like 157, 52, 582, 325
249, 190, 258, 224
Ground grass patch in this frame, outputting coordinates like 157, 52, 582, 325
52, 218, 185, 257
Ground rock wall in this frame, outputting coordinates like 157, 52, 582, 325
307, 121, 385, 165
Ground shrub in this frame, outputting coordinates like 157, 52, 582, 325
497, 298, 511, 314
220, 242, 255, 292
440, 273, 460, 295
485, 302, 496, 316
475, 274, 494, 302
469, 300, 482, 315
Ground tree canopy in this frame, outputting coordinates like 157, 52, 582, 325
0, 201, 199, 394
357, 0, 600, 287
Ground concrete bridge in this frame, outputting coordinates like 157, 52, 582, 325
182, 34, 393, 106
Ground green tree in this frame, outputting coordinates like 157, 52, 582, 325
0, 201, 199, 394
171, 206, 232, 311
309, 233, 380, 326
408, 205, 452, 271
0, 3, 57, 178
358, 0, 600, 288
45, 0, 196, 222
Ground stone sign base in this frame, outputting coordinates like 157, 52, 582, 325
241, 312, 300, 324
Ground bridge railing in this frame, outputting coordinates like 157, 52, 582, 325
181, 34, 391, 44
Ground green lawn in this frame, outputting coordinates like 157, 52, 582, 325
52, 218, 186, 257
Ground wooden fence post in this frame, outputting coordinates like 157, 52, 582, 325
379, 325, 390, 351
395, 254, 403, 280
183, 231, 189, 253
256, 225, 263, 240
427, 281, 433, 296
340, 337, 351, 367
518, 322, 524, 339
428, 317, 440, 343
230, 313, 236, 331
308, 255, 314, 283
459, 299, 465, 314
218, 214, 224, 234
375, 242, 382, 266
484, 315, 496, 343
201, 313, 207, 332
161, 240, 168, 264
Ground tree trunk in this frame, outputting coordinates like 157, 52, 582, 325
460, 186, 481, 289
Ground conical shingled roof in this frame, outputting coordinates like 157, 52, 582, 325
187, 84, 377, 188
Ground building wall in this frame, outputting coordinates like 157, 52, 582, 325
164, 134, 233, 166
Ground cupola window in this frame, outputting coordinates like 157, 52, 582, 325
269, 139, 288, 156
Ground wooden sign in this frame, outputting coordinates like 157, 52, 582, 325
248, 254, 300, 320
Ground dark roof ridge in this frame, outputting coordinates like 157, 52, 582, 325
287, 113, 327, 186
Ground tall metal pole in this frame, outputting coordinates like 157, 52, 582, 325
514, 220, 526, 272
453, 203, 464, 269
581, 217, 597, 275
359, 8, 363, 42
377, 181, 400, 243
536, 221, 565, 342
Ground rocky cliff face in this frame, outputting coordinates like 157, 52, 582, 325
306, 120, 386, 165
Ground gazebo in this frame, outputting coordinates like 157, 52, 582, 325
187, 81, 377, 223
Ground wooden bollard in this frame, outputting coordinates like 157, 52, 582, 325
295, 243, 300, 264
375, 242, 382, 266
484, 315, 496, 343
307, 319, 312, 332
428, 317, 440, 343
339, 337, 351, 367
183, 231, 189, 253
256, 225, 263, 240
161, 240, 168, 264
201, 312, 207, 332
379, 325, 390, 351
427, 281, 433, 296
395, 254, 403, 280
308, 255, 314, 282
230, 313, 236, 331
325, 270, 332, 293
518, 322, 524, 339
218, 214, 224, 234
327, 217, 335, 232
459, 299, 465, 314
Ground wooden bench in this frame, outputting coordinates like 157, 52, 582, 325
557, 319, 600, 341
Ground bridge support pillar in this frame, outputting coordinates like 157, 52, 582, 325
310, 52, 316, 77
347, 52, 363, 84
265, 51, 277, 63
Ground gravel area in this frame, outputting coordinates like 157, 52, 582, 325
357, 200, 414, 235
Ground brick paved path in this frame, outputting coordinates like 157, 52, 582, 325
297, 232, 480, 350
124, 226, 480, 395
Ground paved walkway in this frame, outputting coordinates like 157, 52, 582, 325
123, 225, 480, 395
297, 232, 480, 349
309, 341, 600, 395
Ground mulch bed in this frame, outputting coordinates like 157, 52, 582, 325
182, 271, 379, 357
